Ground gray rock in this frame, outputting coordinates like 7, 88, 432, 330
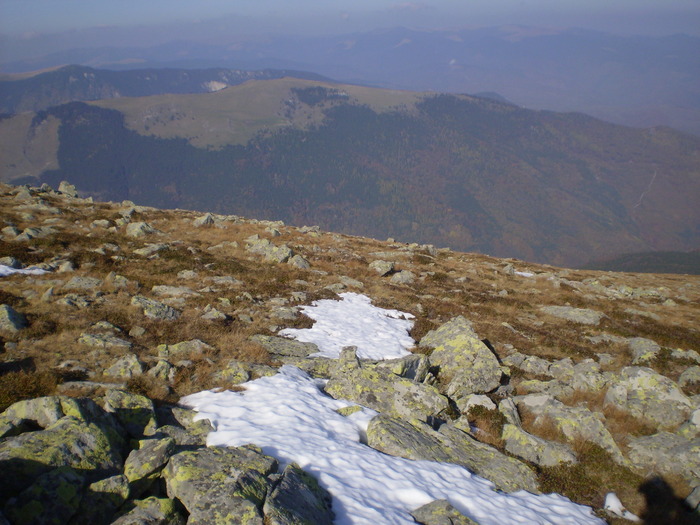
263, 463, 334, 525
0, 304, 28, 333
288, 254, 310, 269
410, 499, 479, 525
604, 366, 694, 428
515, 396, 627, 464
369, 260, 394, 276
104, 354, 144, 379
124, 437, 176, 498
131, 295, 181, 321
193, 213, 215, 227
126, 222, 158, 238
201, 307, 229, 321
151, 285, 200, 298
148, 360, 175, 382
4, 466, 84, 525
419, 316, 475, 349
79, 333, 132, 351
63, 276, 103, 291
0, 415, 124, 503
679, 366, 700, 390
571, 360, 609, 392
111, 497, 186, 525
375, 353, 431, 383
540, 305, 605, 325
58, 181, 79, 197
686, 486, 700, 512
365, 415, 538, 493
422, 319, 502, 398
325, 348, 448, 420
502, 424, 577, 467
549, 358, 575, 380
103, 389, 157, 439
628, 337, 661, 364
626, 432, 700, 486
133, 244, 169, 257
71, 474, 130, 525
157, 339, 212, 359
250, 335, 319, 358
164, 446, 277, 525
214, 360, 251, 384
390, 270, 416, 285
457, 394, 496, 414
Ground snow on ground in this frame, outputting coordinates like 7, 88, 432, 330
0, 264, 48, 277
183, 293, 605, 525
279, 292, 415, 360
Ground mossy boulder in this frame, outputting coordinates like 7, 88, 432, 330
104, 389, 157, 439
324, 348, 448, 420
112, 496, 186, 525
163, 445, 278, 525
502, 423, 577, 467
4, 466, 84, 525
262, 463, 334, 525
124, 437, 176, 497
71, 474, 130, 525
604, 366, 694, 428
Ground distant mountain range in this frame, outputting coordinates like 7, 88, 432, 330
3, 26, 699, 136
1, 69, 698, 268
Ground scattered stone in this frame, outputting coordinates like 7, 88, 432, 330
390, 270, 416, 285
288, 254, 310, 269
151, 285, 200, 298
79, 333, 133, 351
628, 337, 661, 364
157, 339, 212, 359
411, 499, 479, 525
133, 243, 169, 257
126, 222, 158, 238
131, 295, 181, 321
104, 354, 144, 379
250, 335, 319, 358
369, 260, 394, 276
58, 181, 79, 197
0, 304, 28, 333
540, 305, 605, 325
193, 213, 215, 227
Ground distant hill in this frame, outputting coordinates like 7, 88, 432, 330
4, 26, 699, 136
584, 250, 700, 275
2, 76, 699, 267
0, 64, 332, 114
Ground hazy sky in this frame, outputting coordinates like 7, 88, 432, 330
2, 0, 700, 36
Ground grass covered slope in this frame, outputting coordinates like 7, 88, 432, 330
0, 182, 699, 523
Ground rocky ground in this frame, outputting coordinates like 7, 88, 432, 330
0, 181, 699, 524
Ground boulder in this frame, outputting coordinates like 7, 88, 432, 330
250, 335, 319, 358
540, 305, 605, 325
131, 295, 181, 321
390, 270, 416, 285
111, 497, 186, 525
4, 466, 84, 525
193, 213, 215, 227
63, 276, 103, 291
104, 354, 144, 379
604, 367, 694, 428
262, 463, 334, 525
163, 446, 277, 525
420, 320, 502, 398
515, 395, 627, 464
79, 333, 132, 351
368, 260, 394, 276
288, 254, 310, 269
157, 339, 212, 359
0, 415, 124, 503
626, 432, 700, 486
366, 415, 539, 493
502, 424, 577, 467
72, 474, 130, 525
124, 437, 176, 498
410, 500, 479, 525
324, 348, 448, 420
103, 390, 157, 439
375, 353, 431, 383
0, 304, 27, 333
628, 337, 661, 364
126, 222, 158, 238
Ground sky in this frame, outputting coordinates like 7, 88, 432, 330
2, 0, 699, 36
182, 292, 608, 524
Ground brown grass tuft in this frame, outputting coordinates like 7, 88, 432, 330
0, 370, 59, 411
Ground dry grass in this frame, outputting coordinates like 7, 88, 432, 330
466, 405, 506, 449
0, 370, 59, 411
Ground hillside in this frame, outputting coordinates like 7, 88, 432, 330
0, 64, 331, 114
1, 76, 699, 268
0, 181, 699, 523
